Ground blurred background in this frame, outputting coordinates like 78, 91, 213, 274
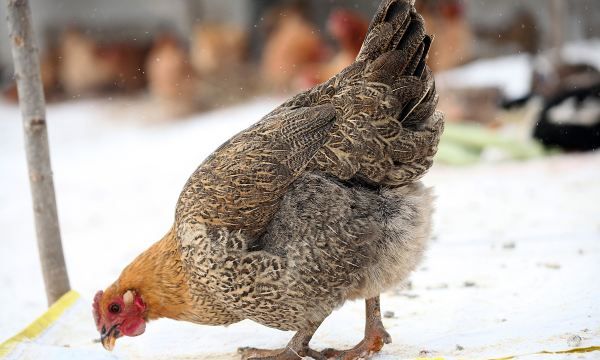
0, 0, 598, 134
1, 0, 599, 357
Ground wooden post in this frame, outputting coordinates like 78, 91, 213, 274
549, 0, 565, 62
5, 0, 70, 305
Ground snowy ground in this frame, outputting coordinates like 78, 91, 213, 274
1, 97, 599, 359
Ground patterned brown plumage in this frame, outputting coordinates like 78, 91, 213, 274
178, 174, 433, 331
95, 1, 443, 358
177, 0, 442, 238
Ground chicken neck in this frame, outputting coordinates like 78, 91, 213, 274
115, 226, 193, 321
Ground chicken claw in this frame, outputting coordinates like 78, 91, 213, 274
321, 296, 392, 360
238, 326, 325, 360
238, 346, 325, 360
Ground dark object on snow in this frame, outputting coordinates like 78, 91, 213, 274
533, 82, 600, 151
503, 62, 599, 110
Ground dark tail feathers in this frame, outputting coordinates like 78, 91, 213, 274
357, 0, 431, 79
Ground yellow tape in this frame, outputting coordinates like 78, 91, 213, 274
489, 345, 600, 360
540, 346, 600, 355
0, 290, 80, 358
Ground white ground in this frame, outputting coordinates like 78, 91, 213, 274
1, 95, 599, 359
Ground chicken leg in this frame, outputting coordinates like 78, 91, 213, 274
321, 296, 392, 360
239, 322, 326, 360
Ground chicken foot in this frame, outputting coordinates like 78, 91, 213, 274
238, 323, 326, 360
321, 296, 392, 360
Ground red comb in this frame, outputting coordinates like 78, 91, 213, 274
93, 290, 103, 329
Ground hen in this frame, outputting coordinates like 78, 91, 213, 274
261, 5, 330, 90
297, 9, 369, 89
145, 34, 201, 117
415, 0, 471, 72
93, 0, 443, 359
58, 28, 147, 96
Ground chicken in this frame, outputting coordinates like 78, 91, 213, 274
297, 9, 369, 88
415, 0, 472, 72
93, 1, 443, 359
3, 49, 60, 102
190, 23, 248, 76
474, 9, 539, 55
261, 6, 330, 90
145, 34, 201, 116
58, 28, 147, 96
189, 24, 260, 109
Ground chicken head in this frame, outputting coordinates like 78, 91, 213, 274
93, 289, 146, 351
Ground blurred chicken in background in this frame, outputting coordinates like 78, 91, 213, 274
474, 9, 540, 55
3, 49, 60, 102
58, 28, 147, 96
191, 23, 248, 76
260, 4, 330, 91
190, 23, 264, 110
416, 0, 472, 72
145, 34, 201, 117
296, 8, 369, 88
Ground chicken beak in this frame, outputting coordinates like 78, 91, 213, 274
101, 334, 116, 351
100, 325, 119, 351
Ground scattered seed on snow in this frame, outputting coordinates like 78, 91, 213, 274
426, 283, 448, 290
567, 334, 582, 347
538, 262, 561, 269
399, 293, 419, 299
502, 242, 516, 249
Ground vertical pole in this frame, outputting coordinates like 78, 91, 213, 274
549, 0, 565, 61
5, 0, 70, 305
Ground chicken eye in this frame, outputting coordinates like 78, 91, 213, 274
109, 303, 121, 314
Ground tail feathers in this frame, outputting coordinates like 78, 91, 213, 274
359, 0, 434, 131
355, 0, 443, 185
357, 0, 437, 134
357, 0, 428, 77
304, 0, 443, 186
357, 0, 411, 62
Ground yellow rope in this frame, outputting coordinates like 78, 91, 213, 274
0, 290, 80, 358
488, 345, 600, 360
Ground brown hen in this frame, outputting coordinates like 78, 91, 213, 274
261, 6, 330, 91
94, 1, 443, 359
297, 8, 369, 89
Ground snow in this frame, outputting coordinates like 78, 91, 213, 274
436, 54, 534, 99
435, 38, 600, 100
560, 39, 600, 71
1, 95, 599, 359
